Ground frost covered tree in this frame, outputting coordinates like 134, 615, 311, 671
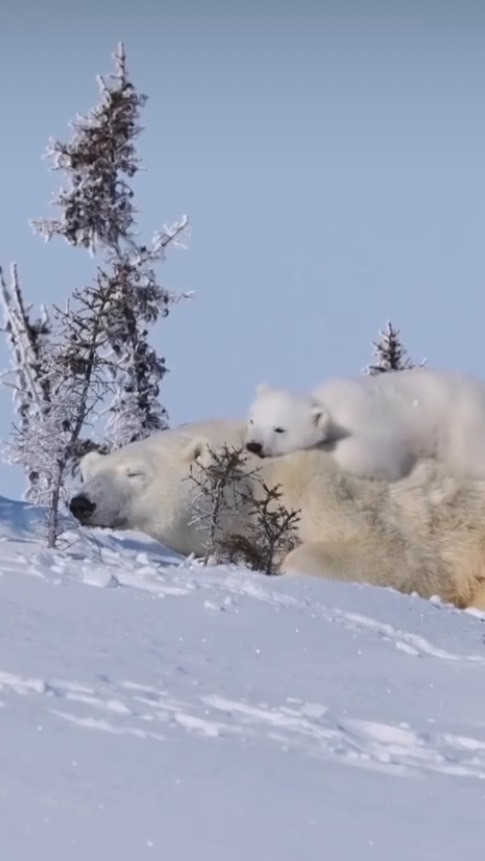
0, 265, 115, 545
364, 321, 421, 375
1, 44, 189, 545
0, 264, 52, 499
31, 42, 190, 447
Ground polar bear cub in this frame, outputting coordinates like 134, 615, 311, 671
245, 367, 485, 481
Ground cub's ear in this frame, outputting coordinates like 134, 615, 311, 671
182, 437, 210, 464
79, 450, 105, 482
255, 382, 272, 397
310, 402, 333, 438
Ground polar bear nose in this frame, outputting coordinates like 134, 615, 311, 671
69, 494, 96, 521
246, 441, 264, 456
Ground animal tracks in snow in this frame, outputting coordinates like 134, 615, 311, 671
211, 573, 485, 664
2, 667, 485, 782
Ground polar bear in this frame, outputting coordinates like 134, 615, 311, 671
245, 367, 485, 481
69, 416, 485, 611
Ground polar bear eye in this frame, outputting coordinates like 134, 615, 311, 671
126, 469, 145, 478
274, 427, 286, 434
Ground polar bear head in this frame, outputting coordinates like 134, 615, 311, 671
68, 419, 247, 555
69, 444, 155, 532
245, 384, 337, 458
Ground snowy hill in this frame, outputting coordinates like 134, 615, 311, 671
0, 497, 485, 860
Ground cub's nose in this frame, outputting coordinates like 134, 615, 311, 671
246, 441, 263, 456
69, 494, 96, 521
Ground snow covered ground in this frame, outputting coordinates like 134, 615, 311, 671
0, 496, 484, 860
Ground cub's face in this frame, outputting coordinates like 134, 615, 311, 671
244, 385, 331, 458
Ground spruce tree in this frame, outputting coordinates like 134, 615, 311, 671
364, 321, 417, 375
31, 42, 190, 445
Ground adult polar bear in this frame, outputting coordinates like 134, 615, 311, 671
69, 417, 485, 611
245, 367, 485, 481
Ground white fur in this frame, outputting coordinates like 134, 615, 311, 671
73, 419, 246, 557
70, 417, 485, 610
246, 367, 485, 480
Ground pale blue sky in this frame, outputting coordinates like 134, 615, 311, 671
1, 0, 485, 499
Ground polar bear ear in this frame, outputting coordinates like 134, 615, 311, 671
182, 438, 210, 464
256, 382, 271, 397
79, 450, 105, 482
310, 403, 333, 439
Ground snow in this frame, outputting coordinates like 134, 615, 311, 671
0, 497, 484, 859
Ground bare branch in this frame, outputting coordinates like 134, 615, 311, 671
187, 445, 301, 574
